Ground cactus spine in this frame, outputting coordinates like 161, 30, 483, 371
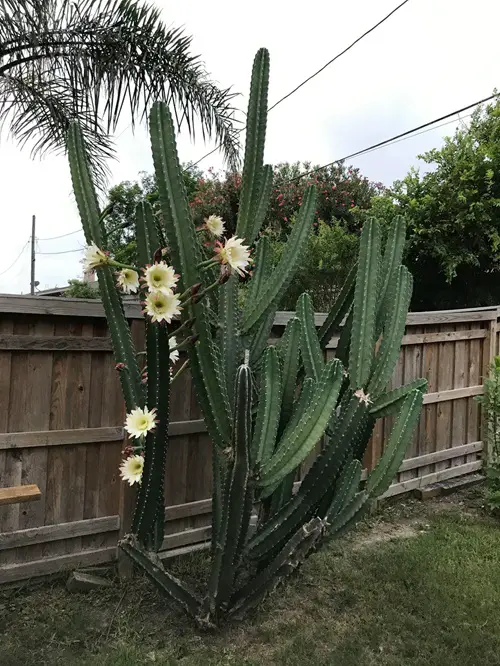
66, 47, 426, 627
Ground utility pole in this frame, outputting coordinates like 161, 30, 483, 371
30, 214, 36, 295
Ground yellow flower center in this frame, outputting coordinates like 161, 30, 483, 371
150, 269, 163, 285
138, 417, 148, 429
152, 296, 167, 311
131, 459, 142, 472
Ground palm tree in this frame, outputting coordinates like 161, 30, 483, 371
0, 0, 239, 185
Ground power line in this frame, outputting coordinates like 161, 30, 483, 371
36, 247, 83, 255
357, 112, 474, 158
285, 93, 498, 183
189, 0, 411, 169
267, 0, 411, 113
0, 240, 30, 277
37, 229, 81, 241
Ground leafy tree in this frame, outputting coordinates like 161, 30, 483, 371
63, 279, 100, 299
266, 219, 359, 311
0, 0, 239, 185
365, 98, 500, 309
102, 166, 204, 265
103, 160, 380, 253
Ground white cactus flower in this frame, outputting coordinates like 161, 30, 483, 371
205, 215, 225, 238
144, 291, 182, 324
119, 454, 144, 485
82, 242, 109, 271
215, 236, 252, 277
143, 262, 178, 294
124, 406, 157, 439
116, 268, 140, 294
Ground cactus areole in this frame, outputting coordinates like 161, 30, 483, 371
67, 48, 425, 627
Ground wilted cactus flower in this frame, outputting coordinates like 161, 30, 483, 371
144, 291, 181, 324
119, 454, 144, 485
205, 215, 225, 237
354, 388, 372, 406
143, 262, 179, 294
214, 236, 252, 277
124, 406, 157, 438
82, 242, 109, 270
116, 268, 140, 294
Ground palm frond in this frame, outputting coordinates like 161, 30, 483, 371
0, 0, 240, 182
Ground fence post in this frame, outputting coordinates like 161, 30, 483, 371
481, 314, 498, 465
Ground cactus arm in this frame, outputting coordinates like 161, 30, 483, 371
67, 123, 142, 412
244, 236, 275, 364
229, 517, 325, 619
210, 364, 252, 608
236, 48, 269, 244
247, 397, 369, 560
249, 164, 274, 243
349, 218, 381, 388
242, 186, 317, 333
119, 535, 201, 618
377, 215, 406, 316
135, 200, 160, 265
259, 360, 343, 490
149, 102, 201, 288
297, 292, 324, 381
247, 236, 272, 303
132, 321, 170, 545
67, 123, 103, 246
369, 378, 428, 418
367, 266, 413, 398
277, 317, 302, 436
318, 262, 357, 349
322, 490, 370, 543
334, 308, 353, 369
251, 347, 283, 466
149, 101, 231, 444
324, 459, 362, 521
277, 377, 315, 445
219, 277, 242, 408
366, 388, 424, 497
249, 310, 276, 366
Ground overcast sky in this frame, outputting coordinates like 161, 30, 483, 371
1, 0, 499, 293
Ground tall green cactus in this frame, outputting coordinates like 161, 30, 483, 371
66, 47, 426, 628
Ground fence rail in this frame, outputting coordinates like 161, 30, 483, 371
0, 295, 497, 584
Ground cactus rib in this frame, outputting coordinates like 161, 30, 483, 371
298, 292, 324, 381
236, 48, 269, 244
349, 218, 381, 388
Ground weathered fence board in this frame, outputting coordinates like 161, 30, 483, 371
0, 295, 496, 584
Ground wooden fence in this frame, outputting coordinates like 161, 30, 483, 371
0, 295, 497, 584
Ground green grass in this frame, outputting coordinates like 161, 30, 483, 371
1, 492, 500, 666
